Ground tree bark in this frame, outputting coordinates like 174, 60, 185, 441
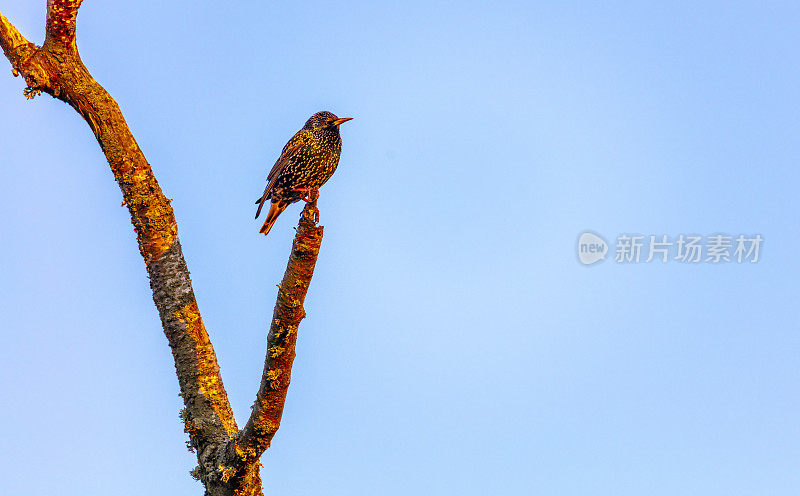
1, 3, 323, 494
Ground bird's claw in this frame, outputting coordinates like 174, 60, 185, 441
292, 188, 320, 223
294, 187, 320, 203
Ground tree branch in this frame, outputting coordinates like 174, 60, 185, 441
0, 11, 36, 77
3, 4, 324, 494
1, 3, 239, 488
0, 11, 28, 52
44, 0, 82, 52
223, 201, 324, 475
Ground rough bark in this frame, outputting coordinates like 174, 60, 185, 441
1, 4, 323, 495
227, 203, 323, 473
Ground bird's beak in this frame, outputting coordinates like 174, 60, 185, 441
332, 117, 353, 127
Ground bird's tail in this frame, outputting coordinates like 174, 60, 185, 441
259, 201, 287, 236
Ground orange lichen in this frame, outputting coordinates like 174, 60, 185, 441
233, 209, 323, 461
218, 464, 237, 483
117, 162, 178, 260
2, 5, 272, 493
265, 369, 283, 389
174, 301, 238, 437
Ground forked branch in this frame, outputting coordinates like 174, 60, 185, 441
1, 4, 323, 495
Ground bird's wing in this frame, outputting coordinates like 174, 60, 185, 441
269, 132, 307, 180
255, 131, 307, 218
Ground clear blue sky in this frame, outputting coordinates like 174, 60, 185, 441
2, 2, 799, 495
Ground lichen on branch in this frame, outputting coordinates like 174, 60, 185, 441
223, 201, 324, 478
1, 4, 326, 495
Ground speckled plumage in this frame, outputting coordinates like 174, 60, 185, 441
255, 111, 351, 235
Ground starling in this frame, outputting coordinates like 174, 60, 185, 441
255, 111, 352, 235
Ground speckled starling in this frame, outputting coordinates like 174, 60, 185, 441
255, 111, 352, 235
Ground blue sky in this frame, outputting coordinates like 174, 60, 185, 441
2, 2, 799, 495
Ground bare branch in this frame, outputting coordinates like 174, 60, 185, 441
0, 4, 238, 485
0, 11, 37, 77
44, 0, 82, 52
225, 201, 324, 472
3, 5, 327, 494
0, 11, 30, 54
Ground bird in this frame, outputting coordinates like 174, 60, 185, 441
255, 111, 352, 236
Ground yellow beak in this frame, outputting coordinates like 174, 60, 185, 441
332, 117, 353, 127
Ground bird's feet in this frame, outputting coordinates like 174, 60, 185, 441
294, 188, 320, 223
294, 187, 320, 203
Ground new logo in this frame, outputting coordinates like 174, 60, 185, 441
577, 231, 608, 265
